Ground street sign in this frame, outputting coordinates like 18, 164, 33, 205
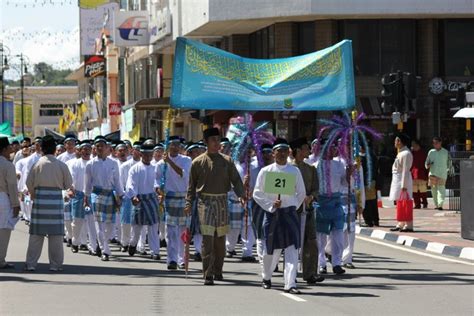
109, 102, 122, 116
264, 172, 296, 196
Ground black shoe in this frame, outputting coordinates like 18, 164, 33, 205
333, 265, 346, 275
167, 261, 178, 270
423, 205, 428, 209
88, 249, 97, 256
151, 254, 160, 261
400, 228, 414, 232
95, 245, 102, 257
214, 274, 223, 281
344, 263, 356, 269
121, 245, 129, 253
274, 265, 279, 273
101, 254, 109, 261
204, 277, 214, 286
286, 287, 301, 294
242, 256, 257, 263
179, 263, 186, 269
110, 238, 118, 244
414, 205, 421, 209
0, 263, 14, 269
139, 251, 148, 256
160, 239, 167, 248
25, 220, 30, 226
305, 275, 325, 284
437, 207, 444, 211
374, 222, 380, 227
194, 253, 202, 262
128, 245, 136, 257
319, 266, 327, 274
390, 226, 401, 231
66, 239, 72, 247
360, 223, 373, 227
79, 244, 88, 251
262, 279, 271, 289
226, 251, 236, 258
71, 245, 79, 253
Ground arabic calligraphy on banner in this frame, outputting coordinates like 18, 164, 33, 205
171, 37, 355, 111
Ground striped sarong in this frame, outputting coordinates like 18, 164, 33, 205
189, 199, 200, 235
165, 191, 187, 226
197, 193, 229, 237
30, 187, 64, 236
133, 193, 159, 226
315, 193, 344, 235
91, 187, 116, 223
263, 206, 300, 255
251, 199, 265, 239
228, 192, 243, 229
71, 191, 85, 219
120, 196, 133, 225
341, 194, 357, 232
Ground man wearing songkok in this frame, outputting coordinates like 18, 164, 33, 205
20, 137, 43, 224
152, 143, 164, 166
57, 135, 77, 163
253, 138, 306, 294
290, 137, 324, 284
126, 144, 161, 260
314, 144, 347, 275
85, 136, 124, 261
304, 138, 319, 165
13, 137, 31, 164
185, 128, 245, 285
0, 137, 20, 269
219, 138, 231, 156
156, 136, 192, 270
24, 136, 73, 271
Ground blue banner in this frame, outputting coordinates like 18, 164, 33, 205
170, 37, 355, 111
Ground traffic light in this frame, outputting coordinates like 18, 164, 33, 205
381, 73, 396, 113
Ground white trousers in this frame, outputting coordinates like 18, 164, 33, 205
79, 221, 88, 245
114, 215, 121, 241
64, 220, 72, 240
256, 239, 264, 263
0, 229, 12, 266
261, 244, 298, 290
342, 229, 356, 264
121, 224, 131, 247
96, 222, 114, 255
159, 222, 166, 241
193, 234, 202, 254
226, 228, 240, 252
131, 223, 160, 255
85, 213, 98, 251
241, 226, 255, 257
137, 226, 148, 252
25, 234, 63, 270
71, 218, 85, 246
166, 225, 186, 264
317, 230, 344, 268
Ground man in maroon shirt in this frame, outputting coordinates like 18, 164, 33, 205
411, 140, 428, 209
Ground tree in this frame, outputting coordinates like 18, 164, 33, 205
6, 62, 76, 86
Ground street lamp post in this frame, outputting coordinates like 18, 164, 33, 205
20, 54, 25, 135
0, 43, 11, 123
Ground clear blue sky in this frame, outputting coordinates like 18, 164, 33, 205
1, 0, 80, 79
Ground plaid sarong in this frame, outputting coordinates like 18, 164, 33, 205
92, 187, 116, 223
315, 193, 344, 235
120, 196, 133, 225
251, 199, 265, 239
263, 206, 300, 255
30, 187, 64, 236
71, 191, 85, 219
198, 193, 229, 237
133, 193, 159, 226
228, 192, 243, 229
165, 191, 188, 226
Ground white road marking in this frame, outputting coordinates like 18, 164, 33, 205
281, 293, 307, 302
356, 235, 474, 266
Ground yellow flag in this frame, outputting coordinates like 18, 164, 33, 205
129, 124, 141, 143
58, 117, 66, 135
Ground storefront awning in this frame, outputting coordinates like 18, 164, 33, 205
122, 97, 170, 111
453, 107, 474, 118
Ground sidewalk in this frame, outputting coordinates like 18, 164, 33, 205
355, 197, 474, 261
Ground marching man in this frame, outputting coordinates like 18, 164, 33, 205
126, 144, 161, 260
85, 136, 123, 261
156, 136, 192, 270
253, 138, 306, 294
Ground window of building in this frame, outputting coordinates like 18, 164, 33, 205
340, 20, 416, 76
442, 19, 474, 76
296, 22, 315, 55
39, 104, 64, 117
249, 25, 275, 59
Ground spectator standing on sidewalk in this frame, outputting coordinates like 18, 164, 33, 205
425, 137, 451, 211
411, 139, 429, 209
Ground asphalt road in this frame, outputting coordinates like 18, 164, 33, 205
1, 223, 473, 316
